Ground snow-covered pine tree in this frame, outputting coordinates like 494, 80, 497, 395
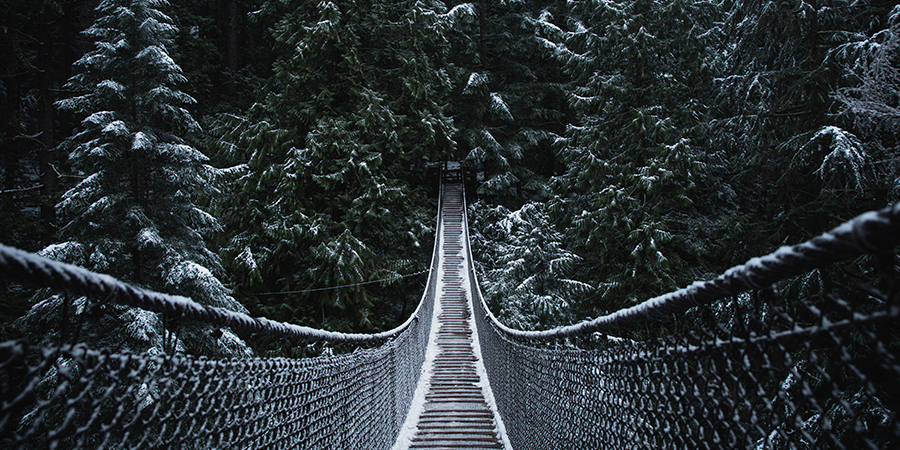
707, 4, 899, 440
830, 4, 900, 201
469, 201, 590, 330
215, 0, 455, 332
711, 0, 889, 260
19, 0, 249, 357
447, 0, 565, 202
549, 0, 724, 311
446, 0, 594, 332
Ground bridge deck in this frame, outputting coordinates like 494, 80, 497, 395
396, 182, 508, 450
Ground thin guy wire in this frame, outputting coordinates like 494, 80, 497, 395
253, 269, 430, 295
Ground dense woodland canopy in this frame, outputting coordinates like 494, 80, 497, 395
1, 0, 897, 350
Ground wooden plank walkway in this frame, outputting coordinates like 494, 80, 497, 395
406, 182, 505, 450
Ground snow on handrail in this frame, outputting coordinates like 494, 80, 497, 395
0, 242, 435, 343
468, 202, 900, 342
0, 197, 444, 346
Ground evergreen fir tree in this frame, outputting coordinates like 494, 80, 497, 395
469, 200, 590, 330
19, 0, 249, 356
549, 0, 724, 311
711, 0, 889, 259
830, 4, 900, 201
215, 0, 455, 331
447, 0, 566, 202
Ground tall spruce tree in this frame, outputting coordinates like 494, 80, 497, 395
830, 4, 900, 201
447, 0, 566, 202
709, 3, 900, 438
18, 0, 248, 356
711, 0, 891, 260
442, 0, 587, 331
215, 0, 456, 331
469, 200, 590, 329
704, 4, 898, 356
548, 0, 724, 312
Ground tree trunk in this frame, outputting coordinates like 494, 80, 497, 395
227, 0, 239, 99
3, 74, 22, 186
57, 3, 77, 137
38, 13, 57, 245
478, 0, 487, 71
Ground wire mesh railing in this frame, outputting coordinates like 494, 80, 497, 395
0, 188, 446, 450
1, 332, 419, 449
467, 203, 900, 449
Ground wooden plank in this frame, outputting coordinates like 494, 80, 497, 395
406, 182, 504, 450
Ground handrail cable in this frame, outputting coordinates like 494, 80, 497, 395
0, 206, 444, 345
0, 182, 451, 450
468, 203, 900, 341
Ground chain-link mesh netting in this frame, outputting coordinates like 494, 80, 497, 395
0, 196, 445, 449
1, 265, 435, 450
0, 248, 436, 450
1, 330, 418, 449
469, 204, 900, 449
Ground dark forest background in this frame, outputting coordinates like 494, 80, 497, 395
1, 0, 897, 352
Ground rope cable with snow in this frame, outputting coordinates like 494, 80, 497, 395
473, 202, 900, 341
0, 242, 431, 344
0, 184, 450, 450
0, 180, 898, 449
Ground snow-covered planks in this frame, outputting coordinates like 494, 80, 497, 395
401, 182, 506, 450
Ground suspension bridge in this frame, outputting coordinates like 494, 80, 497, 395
1, 165, 899, 449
